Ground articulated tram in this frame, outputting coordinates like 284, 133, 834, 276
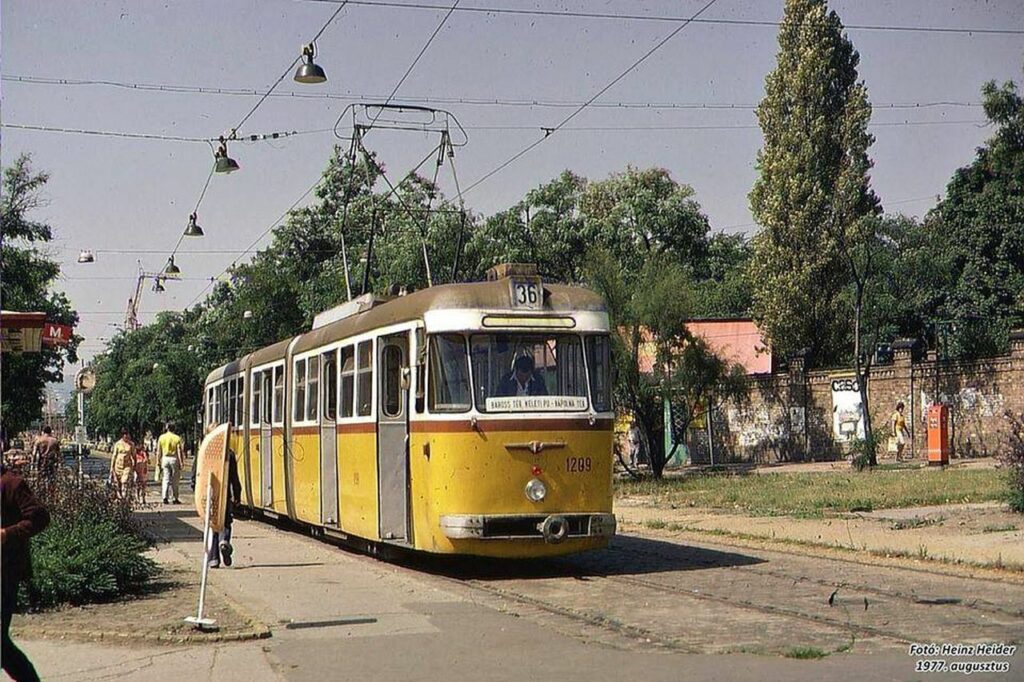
203, 264, 616, 558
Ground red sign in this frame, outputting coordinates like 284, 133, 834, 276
42, 323, 73, 347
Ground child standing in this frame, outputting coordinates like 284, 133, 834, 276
134, 442, 150, 504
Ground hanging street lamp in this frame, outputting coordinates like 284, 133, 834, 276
294, 43, 327, 84
184, 212, 204, 237
214, 137, 240, 174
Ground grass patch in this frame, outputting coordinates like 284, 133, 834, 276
783, 646, 828, 659
890, 516, 943, 531
617, 469, 1005, 517
982, 523, 1019, 533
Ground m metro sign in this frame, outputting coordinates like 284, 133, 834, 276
42, 322, 73, 347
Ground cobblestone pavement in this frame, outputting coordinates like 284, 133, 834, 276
402, 530, 1024, 658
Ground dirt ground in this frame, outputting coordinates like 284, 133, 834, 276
11, 562, 270, 644
615, 497, 1024, 572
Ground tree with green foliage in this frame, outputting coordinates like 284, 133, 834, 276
586, 249, 747, 479
926, 69, 1024, 357
692, 232, 753, 318
87, 311, 207, 441
749, 0, 879, 368
468, 171, 589, 283
580, 166, 710, 279
1, 155, 80, 439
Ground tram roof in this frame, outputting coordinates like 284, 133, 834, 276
205, 278, 605, 385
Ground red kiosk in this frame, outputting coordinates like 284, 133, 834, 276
926, 403, 950, 466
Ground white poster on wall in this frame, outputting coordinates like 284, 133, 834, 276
831, 377, 865, 442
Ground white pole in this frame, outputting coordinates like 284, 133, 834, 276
77, 391, 85, 482
185, 472, 218, 630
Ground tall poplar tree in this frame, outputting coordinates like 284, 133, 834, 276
749, 0, 880, 456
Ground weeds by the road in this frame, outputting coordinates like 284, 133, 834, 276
982, 523, 1019, 533
618, 469, 1004, 517
783, 647, 828, 659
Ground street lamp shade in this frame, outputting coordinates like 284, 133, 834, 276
214, 139, 240, 174
78, 250, 96, 264
152, 277, 166, 293
163, 256, 182, 277
294, 43, 327, 84
184, 213, 204, 237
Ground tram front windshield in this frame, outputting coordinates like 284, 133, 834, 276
429, 332, 610, 413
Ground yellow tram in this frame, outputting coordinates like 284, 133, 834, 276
202, 264, 616, 558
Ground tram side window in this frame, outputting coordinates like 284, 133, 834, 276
322, 351, 337, 421
381, 344, 403, 418
340, 346, 355, 418
227, 380, 236, 426
235, 377, 245, 426
293, 360, 307, 422
428, 334, 471, 413
263, 371, 273, 424
356, 341, 372, 417
251, 373, 261, 425
586, 335, 611, 412
273, 366, 284, 424
307, 355, 320, 421
217, 384, 227, 423
206, 388, 214, 427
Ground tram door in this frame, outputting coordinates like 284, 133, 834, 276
320, 349, 339, 526
377, 333, 409, 542
260, 370, 273, 508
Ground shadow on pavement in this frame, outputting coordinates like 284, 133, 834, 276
394, 534, 765, 581
137, 508, 205, 543
234, 562, 327, 570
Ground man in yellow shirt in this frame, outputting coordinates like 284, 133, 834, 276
157, 423, 184, 504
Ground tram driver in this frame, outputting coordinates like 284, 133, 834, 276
496, 355, 548, 397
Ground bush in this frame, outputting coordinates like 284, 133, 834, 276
21, 469, 156, 609
1003, 411, 1024, 513
849, 434, 880, 472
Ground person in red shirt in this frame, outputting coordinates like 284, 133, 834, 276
1, 464, 50, 681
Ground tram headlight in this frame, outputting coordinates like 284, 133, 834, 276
525, 478, 547, 502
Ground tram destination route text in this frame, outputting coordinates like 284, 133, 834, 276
909, 643, 1016, 675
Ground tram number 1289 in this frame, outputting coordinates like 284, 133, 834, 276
566, 456, 593, 473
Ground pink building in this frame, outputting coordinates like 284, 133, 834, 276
685, 319, 771, 375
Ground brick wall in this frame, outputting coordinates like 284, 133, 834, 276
689, 330, 1024, 464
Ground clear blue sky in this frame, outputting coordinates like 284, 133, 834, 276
2, 0, 1022, 389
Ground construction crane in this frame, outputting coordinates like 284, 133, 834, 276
125, 267, 173, 330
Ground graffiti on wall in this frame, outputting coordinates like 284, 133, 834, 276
726, 405, 788, 449
920, 388, 1005, 419
831, 377, 865, 442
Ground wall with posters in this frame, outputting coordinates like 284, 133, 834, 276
696, 331, 1024, 464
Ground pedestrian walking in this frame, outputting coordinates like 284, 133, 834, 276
30, 426, 61, 483
158, 422, 184, 504
109, 430, 135, 499
207, 449, 242, 569
891, 401, 911, 461
627, 421, 643, 468
2, 463, 50, 682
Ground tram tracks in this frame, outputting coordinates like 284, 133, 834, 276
427, 536, 1023, 655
